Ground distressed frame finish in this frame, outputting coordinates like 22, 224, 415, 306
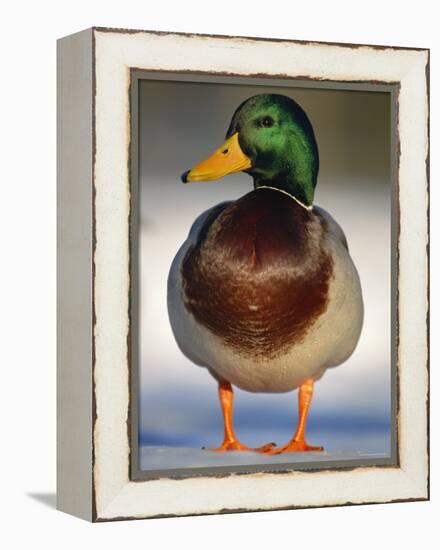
57, 27, 429, 522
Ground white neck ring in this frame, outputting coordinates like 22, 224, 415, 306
255, 185, 313, 211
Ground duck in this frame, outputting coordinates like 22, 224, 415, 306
167, 94, 363, 454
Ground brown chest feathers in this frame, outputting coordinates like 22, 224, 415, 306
181, 188, 333, 359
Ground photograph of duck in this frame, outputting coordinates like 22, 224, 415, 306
168, 94, 363, 454
137, 80, 392, 472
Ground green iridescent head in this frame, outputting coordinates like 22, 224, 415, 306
182, 93, 319, 207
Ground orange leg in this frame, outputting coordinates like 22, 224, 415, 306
265, 378, 324, 454
204, 381, 276, 452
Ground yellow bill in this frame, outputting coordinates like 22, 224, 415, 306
181, 132, 252, 183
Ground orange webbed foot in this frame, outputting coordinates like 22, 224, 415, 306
203, 440, 276, 453
263, 439, 324, 455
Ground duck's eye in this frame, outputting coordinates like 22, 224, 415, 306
259, 116, 274, 128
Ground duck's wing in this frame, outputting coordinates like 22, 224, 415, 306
167, 201, 233, 368
313, 205, 349, 251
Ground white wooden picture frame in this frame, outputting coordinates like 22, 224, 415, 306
57, 27, 429, 522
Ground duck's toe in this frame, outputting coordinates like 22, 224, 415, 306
263, 440, 324, 454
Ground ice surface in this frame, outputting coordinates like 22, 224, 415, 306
140, 444, 390, 471
140, 425, 391, 471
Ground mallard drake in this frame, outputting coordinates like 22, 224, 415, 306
168, 94, 363, 454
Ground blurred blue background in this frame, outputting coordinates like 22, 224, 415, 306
138, 80, 392, 470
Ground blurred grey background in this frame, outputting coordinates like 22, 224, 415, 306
138, 79, 391, 470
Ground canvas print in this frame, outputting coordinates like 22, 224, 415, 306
136, 80, 394, 473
